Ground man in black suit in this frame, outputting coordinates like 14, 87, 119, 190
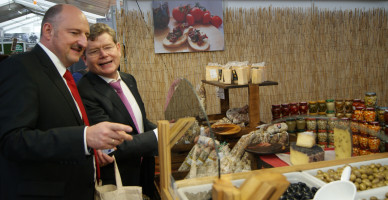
0, 5, 132, 200
77, 23, 158, 199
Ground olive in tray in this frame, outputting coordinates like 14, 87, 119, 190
280, 182, 319, 200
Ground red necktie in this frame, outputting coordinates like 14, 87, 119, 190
63, 70, 100, 181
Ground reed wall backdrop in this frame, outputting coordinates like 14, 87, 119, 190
116, 6, 387, 124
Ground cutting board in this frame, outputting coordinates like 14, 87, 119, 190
154, 17, 224, 53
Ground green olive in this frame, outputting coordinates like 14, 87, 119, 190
350, 174, 356, 181
369, 196, 378, 200
359, 183, 367, 190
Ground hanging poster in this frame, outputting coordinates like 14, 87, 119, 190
152, 0, 224, 54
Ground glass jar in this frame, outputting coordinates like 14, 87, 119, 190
359, 120, 369, 136
281, 103, 290, 117
352, 145, 360, 156
359, 148, 370, 156
328, 130, 334, 147
368, 136, 380, 153
335, 99, 344, 113
317, 130, 328, 148
335, 112, 344, 118
271, 104, 281, 120
345, 112, 353, 119
326, 99, 335, 112
352, 99, 361, 111
286, 118, 297, 133
327, 117, 338, 131
318, 100, 327, 115
296, 117, 306, 132
326, 110, 335, 118
317, 118, 327, 130
377, 107, 387, 125
153, 2, 170, 29
308, 101, 318, 115
363, 107, 376, 122
352, 132, 359, 146
344, 99, 353, 113
368, 121, 380, 137
359, 134, 369, 149
350, 118, 359, 133
354, 106, 364, 121
299, 102, 308, 115
364, 92, 377, 107
338, 118, 350, 127
385, 125, 388, 136
306, 118, 317, 131
385, 109, 388, 125
289, 103, 299, 116
359, 100, 366, 110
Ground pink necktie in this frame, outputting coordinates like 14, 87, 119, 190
109, 80, 139, 133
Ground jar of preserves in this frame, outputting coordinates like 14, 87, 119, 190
281, 103, 290, 117
327, 117, 338, 131
359, 120, 369, 136
364, 92, 377, 107
350, 118, 359, 133
271, 104, 281, 120
345, 112, 353, 119
377, 107, 387, 125
335, 99, 344, 113
338, 118, 350, 127
363, 107, 376, 122
317, 118, 328, 130
153, 2, 170, 29
385, 109, 388, 125
359, 134, 369, 149
318, 100, 327, 115
352, 99, 361, 111
306, 118, 317, 131
385, 125, 388, 136
328, 130, 334, 147
286, 118, 296, 133
296, 117, 306, 132
368, 121, 380, 137
308, 101, 318, 115
317, 130, 328, 148
352, 132, 359, 146
354, 106, 364, 121
352, 145, 360, 156
359, 100, 366, 110
299, 102, 308, 115
326, 110, 335, 118
335, 112, 344, 118
359, 148, 370, 156
326, 99, 335, 112
289, 103, 299, 116
368, 136, 380, 153
344, 99, 353, 113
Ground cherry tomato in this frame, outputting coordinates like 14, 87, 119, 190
202, 12, 211, 24
172, 5, 190, 22
211, 15, 223, 28
186, 14, 195, 26
190, 7, 203, 22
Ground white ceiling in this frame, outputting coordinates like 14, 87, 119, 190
0, 0, 116, 33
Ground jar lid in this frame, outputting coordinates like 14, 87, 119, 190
351, 118, 358, 122
309, 101, 317, 104
306, 118, 316, 120
318, 129, 327, 132
299, 102, 308, 105
326, 99, 334, 102
290, 102, 298, 105
281, 103, 289, 106
355, 106, 364, 110
353, 99, 361, 102
368, 121, 379, 125
272, 104, 281, 107
366, 107, 375, 111
318, 100, 325, 103
286, 118, 296, 121
365, 92, 376, 96
340, 117, 350, 121
327, 110, 335, 113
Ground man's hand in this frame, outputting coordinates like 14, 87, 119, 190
86, 122, 133, 149
96, 150, 115, 167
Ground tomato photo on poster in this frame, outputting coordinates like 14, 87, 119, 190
152, 0, 224, 54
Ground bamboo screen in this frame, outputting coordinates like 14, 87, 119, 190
116, 7, 388, 124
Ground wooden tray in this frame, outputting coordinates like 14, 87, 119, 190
211, 124, 241, 135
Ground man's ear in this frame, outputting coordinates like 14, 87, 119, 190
41, 23, 54, 40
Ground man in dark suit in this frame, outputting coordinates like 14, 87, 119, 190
77, 23, 158, 199
0, 5, 132, 200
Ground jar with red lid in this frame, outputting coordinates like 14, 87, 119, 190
308, 101, 318, 115
354, 106, 364, 121
271, 104, 281, 120
352, 99, 361, 111
281, 103, 290, 117
359, 134, 369, 149
359, 148, 370, 156
359, 100, 366, 110
368, 136, 380, 153
317, 129, 328, 148
359, 120, 369, 136
327, 117, 338, 131
363, 107, 376, 122
352, 131, 359, 146
368, 121, 380, 137
335, 99, 344, 113
299, 102, 308, 115
318, 100, 327, 115
350, 118, 359, 133
352, 145, 360, 156
289, 103, 299, 116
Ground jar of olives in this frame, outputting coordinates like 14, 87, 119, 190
317, 130, 328, 148
364, 92, 377, 107
306, 118, 317, 131
318, 100, 327, 115
335, 99, 344, 113
296, 117, 306, 132
344, 99, 353, 113
308, 101, 318, 115
317, 118, 328, 130
286, 118, 297, 133
327, 117, 338, 131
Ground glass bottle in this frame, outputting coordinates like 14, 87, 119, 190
364, 92, 377, 108
298, 102, 308, 115
377, 107, 387, 125
326, 99, 335, 112
308, 101, 318, 115
368, 136, 380, 153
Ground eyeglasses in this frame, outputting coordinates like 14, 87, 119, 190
86, 44, 116, 58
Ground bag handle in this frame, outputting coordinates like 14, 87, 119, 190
112, 156, 123, 188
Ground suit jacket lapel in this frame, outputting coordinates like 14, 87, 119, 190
32, 46, 83, 125
87, 73, 137, 132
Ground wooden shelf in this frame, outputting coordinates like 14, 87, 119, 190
202, 80, 278, 128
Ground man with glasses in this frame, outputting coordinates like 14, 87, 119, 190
78, 23, 158, 199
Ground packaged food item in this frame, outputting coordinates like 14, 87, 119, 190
205, 63, 221, 81
308, 101, 318, 115
299, 102, 308, 115
326, 99, 335, 112
318, 100, 327, 115
363, 107, 376, 122
364, 92, 377, 107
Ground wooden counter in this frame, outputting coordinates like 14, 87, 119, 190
174, 152, 388, 188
